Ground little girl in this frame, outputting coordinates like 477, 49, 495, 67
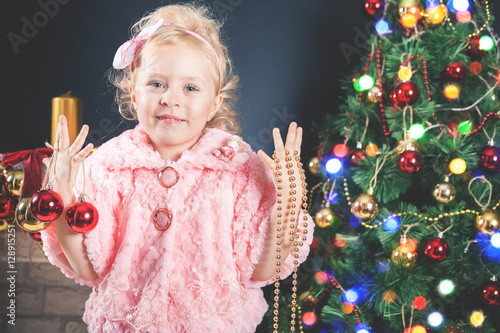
40, 4, 313, 332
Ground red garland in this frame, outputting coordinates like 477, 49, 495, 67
2, 148, 53, 199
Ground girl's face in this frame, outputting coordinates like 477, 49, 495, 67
130, 42, 222, 160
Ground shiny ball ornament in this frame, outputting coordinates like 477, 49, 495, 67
314, 207, 340, 228
479, 145, 500, 171
308, 157, 321, 175
351, 193, 379, 222
401, 14, 418, 28
445, 62, 466, 81
391, 246, 418, 269
66, 201, 99, 233
30, 190, 64, 222
424, 237, 450, 262
443, 83, 461, 100
398, 66, 413, 81
476, 211, 500, 236
389, 89, 405, 107
396, 82, 420, 105
363, 0, 385, 17
398, 150, 423, 173
481, 280, 500, 306
341, 302, 354, 314
433, 182, 456, 204
0, 190, 18, 220
425, 4, 448, 26
365, 143, 379, 157
5, 169, 23, 196
15, 197, 50, 233
350, 149, 367, 167
366, 86, 382, 103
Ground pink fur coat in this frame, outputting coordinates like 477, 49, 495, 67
41, 125, 313, 332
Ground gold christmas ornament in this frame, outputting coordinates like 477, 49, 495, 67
5, 169, 24, 196
314, 207, 335, 228
0, 220, 8, 232
391, 246, 418, 269
396, 140, 421, 155
424, 4, 448, 26
398, 0, 423, 17
366, 86, 382, 103
308, 157, 321, 175
476, 211, 500, 236
351, 190, 379, 222
382, 290, 396, 304
433, 179, 456, 204
15, 197, 50, 233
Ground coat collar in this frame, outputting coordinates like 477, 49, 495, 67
88, 124, 252, 172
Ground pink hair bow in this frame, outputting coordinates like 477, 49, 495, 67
113, 18, 168, 69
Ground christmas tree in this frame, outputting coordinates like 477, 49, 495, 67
286, 0, 500, 332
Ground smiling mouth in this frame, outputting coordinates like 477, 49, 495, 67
156, 116, 185, 123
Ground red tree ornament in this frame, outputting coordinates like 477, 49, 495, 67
390, 89, 405, 107
424, 237, 450, 262
0, 190, 18, 220
350, 149, 367, 167
444, 62, 467, 81
479, 145, 500, 171
30, 190, 64, 222
481, 280, 500, 306
363, 0, 385, 17
413, 296, 427, 310
396, 82, 420, 105
66, 200, 99, 233
398, 150, 423, 173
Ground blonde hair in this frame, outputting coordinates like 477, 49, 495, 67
108, 3, 241, 134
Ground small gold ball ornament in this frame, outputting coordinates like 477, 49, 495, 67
15, 197, 49, 233
382, 290, 396, 304
351, 189, 379, 222
308, 157, 321, 175
391, 246, 418, 269
315, 206, 339, 228
433, 180, 456, 204
5, 169, 24, 196
366, 86, 382, 104
476, 211, 500, 236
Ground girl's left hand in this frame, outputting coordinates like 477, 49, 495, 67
258, 122, 304, 203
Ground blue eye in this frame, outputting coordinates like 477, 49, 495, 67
149, 81, 164, 88
185, 84, 199, 92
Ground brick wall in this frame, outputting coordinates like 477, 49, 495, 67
0, 223, 91, 333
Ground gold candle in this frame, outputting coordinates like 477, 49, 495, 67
51, 92, 82, 145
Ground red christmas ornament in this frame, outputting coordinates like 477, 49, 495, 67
444, 62, 467, 81
482, 280, 500, 306
398, 150, 423, 173
66, 200, 99, 233
479, 145, 500, 171
396, 82, 420, 105
0, 190, 18, 220
424, 237, 450, 262
363, 0, 385, 17
30, 190, 64, 222
467, 36, 487, 60
413, 296, 427, 310
390, 89, 405, 107
29, 232, 42, 241
350, 149, 367, 167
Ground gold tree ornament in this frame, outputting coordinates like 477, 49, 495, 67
15, 197, 49, 233
476, 211, 500, 236
5, 169, 24, 196
433, 176, 456, 204
391, 246, 418, 269
308, 157, 321, 175
351, 190, 379, 222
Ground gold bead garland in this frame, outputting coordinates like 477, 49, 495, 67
468, 0, 491, 38
272, 150, 309, 333
342, 176, 500, 229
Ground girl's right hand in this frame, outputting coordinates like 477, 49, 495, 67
43, 115, 94, 202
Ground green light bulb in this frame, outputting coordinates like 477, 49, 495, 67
479, 35, 494, 51
409, 124, 425, 139
458, 120, 472, 135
